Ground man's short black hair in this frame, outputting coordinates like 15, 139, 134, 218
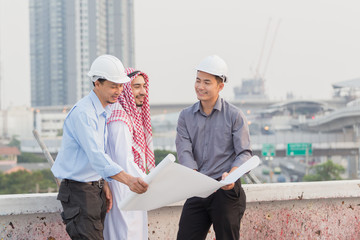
215, 76, 224, 84
92, 78, 106, 86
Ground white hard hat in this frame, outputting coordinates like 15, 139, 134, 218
196, 55, 228, 83
87, 55, 130, 84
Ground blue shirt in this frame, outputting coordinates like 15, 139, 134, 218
51, 90, 122, 182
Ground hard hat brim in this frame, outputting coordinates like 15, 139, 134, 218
195, 69, 228, 83
87, 72, 131, 84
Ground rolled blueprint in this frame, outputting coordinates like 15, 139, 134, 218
119, 154, 260, 211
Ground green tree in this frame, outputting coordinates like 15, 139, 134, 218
0, 169, 57, 194
57, 129, 63, 136
0, 170, 34, 194
303, 160, 345, 181
0, 173, 5, 192
17, 152, 47, 163
154, 149, 178, 165
7, 135, 20, 148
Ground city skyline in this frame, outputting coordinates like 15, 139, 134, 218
29, 0, 135, 107
1, 0, 360, 109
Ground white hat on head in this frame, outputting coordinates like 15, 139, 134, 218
196, 55, 228, 83
87, 55, 130, 84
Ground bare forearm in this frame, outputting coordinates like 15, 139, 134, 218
111, 171, 148, 194
111, 170, 133, 185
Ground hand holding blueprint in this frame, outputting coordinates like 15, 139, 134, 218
119, 155, 260, 211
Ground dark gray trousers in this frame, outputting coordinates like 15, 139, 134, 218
177, 179, 246, 240
57, 179, 107, 240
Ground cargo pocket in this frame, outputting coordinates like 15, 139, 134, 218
93, 220, 103, 232
57, 190, 70, 203
61, 206, 81, 238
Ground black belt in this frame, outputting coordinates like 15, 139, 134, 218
63, 179, 104, 188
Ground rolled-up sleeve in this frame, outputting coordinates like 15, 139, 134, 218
71, 110, 122, 181
232, 111, 252, 168
175, 110, 198, 170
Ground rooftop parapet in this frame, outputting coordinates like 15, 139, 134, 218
1, 180, 360, 239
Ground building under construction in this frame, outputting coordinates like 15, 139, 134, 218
233, 77, 267, 100
234, 18, 280, 101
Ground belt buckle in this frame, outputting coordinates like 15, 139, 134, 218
98, 179, 103, 188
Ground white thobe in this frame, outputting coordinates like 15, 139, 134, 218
104, 120, 148, 240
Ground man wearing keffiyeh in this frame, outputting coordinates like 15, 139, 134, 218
104, 68, 155, 240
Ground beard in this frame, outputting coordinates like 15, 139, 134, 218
135, 94, 145, 107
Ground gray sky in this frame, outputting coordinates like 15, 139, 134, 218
134, 0, 360, 104
0, 0, 30, 109
1, 0, 360, 108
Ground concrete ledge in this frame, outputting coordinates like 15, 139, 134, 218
2, 180, 360, 215
244, 180, 360, 202
1, 181, 360, 239
0, 193, 61, 215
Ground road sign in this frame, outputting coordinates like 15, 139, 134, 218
287, 143, 312, 156
262, 143, 276, 157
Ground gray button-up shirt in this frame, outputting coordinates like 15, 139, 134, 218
175, 97, 252, 179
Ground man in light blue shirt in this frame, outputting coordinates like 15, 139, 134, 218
52, 55, 148, 240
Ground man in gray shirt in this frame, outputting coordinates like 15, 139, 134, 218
176, 55, 252, 240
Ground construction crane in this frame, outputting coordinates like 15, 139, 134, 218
234, 18, 281, 100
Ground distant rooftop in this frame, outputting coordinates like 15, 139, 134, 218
0, 163, 50, 173
332, 78, 360, 88
0, 146, 20, 155
332, 78, 360, 101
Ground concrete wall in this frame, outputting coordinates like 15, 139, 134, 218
1, 180, 360, 240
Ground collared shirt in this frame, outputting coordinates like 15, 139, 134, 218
51, 90, 123, 182
175, 97, 252, 179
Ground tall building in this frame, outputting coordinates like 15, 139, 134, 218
29, 0, 134, 107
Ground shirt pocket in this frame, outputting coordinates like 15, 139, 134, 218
215, 128, 232, 148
